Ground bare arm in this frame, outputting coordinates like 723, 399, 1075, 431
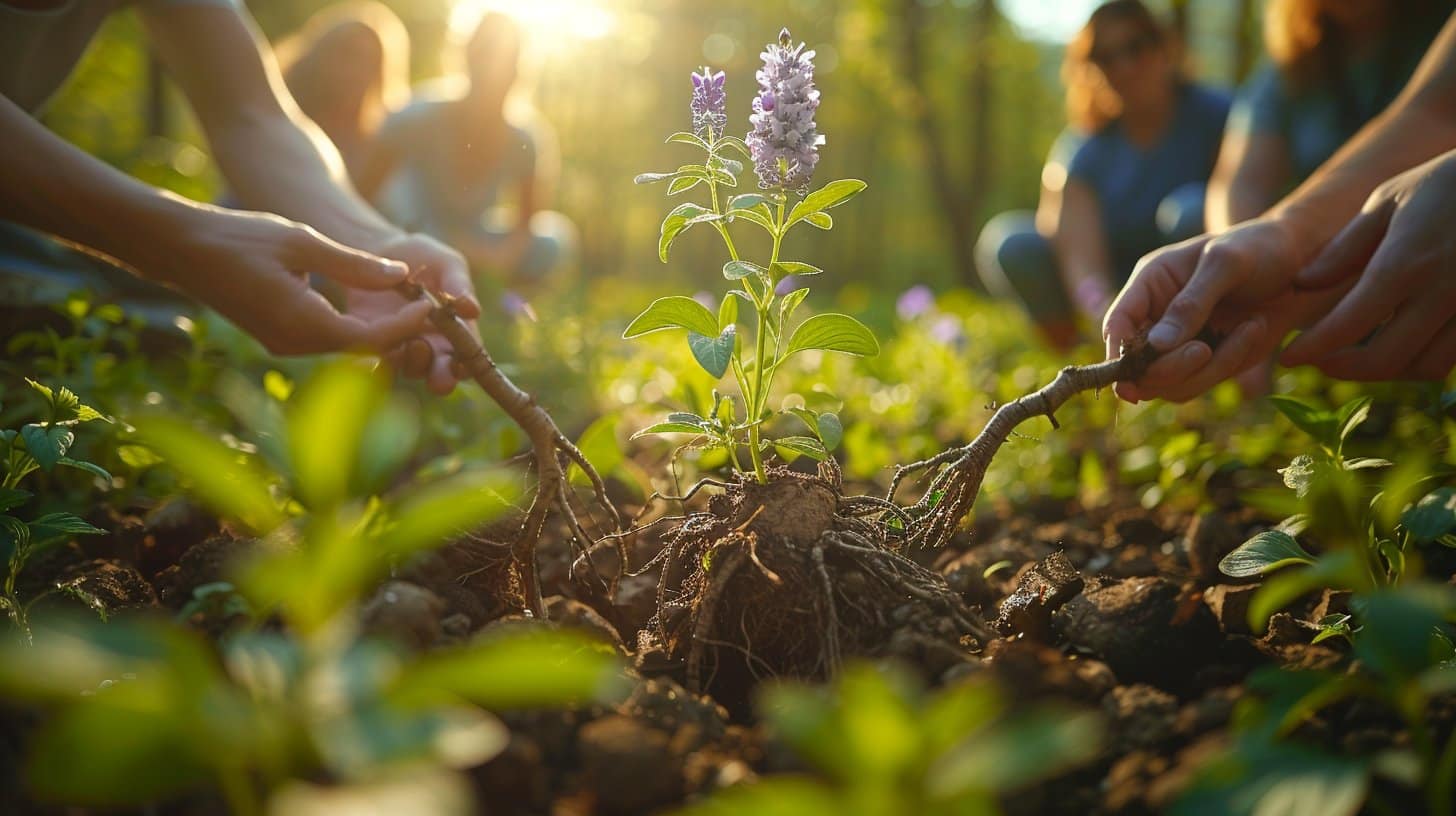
1054, 179, 1116, 320
1206, 128, 1290, 232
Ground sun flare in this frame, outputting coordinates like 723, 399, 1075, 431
450, 0, 619, 53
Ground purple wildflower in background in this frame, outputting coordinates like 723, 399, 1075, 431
691, 67, 727, 141
747, 28, 824, 192
775, 275, 806, 297
896, 285, 935, 321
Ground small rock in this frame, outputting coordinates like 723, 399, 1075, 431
360, 581, 444, 650
1175, 687, 1240, 737
1203, 584, 1259, 636
1055, 576, 1219, 688
1185, 512, 1242, 581
578, 715, 683, 816
981, 638, 1115, 703
546, 596, 623, 648
1107, 511, 1166, 549
994, 551, 1084, 639
153, 536, 250, 607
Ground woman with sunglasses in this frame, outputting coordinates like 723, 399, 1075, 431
976, 0, 1229, 351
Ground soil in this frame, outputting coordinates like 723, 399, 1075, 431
5, 466, 1454, 815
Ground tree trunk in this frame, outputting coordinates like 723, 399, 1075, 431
897, 0, 985, 292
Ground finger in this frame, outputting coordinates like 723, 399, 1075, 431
1129, 340, 1214, 393
1294, 205, 1391, 290
1159, 317, 1269, 403
1104, 237, 1207, 357
1281, 244, 1411, 365
1313, 297, 1454, 381
323, 298, 434, 355
1147, 240, 1250, 350
413, 251, 481, 320
290, 228, 410, 289
1405, 318, 1456, 381
426, 349, 458, 395
396, 338, 434, 379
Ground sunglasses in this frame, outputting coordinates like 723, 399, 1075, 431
1090, 33, 1158, 70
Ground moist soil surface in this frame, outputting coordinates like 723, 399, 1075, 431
3, 471, 1451, 815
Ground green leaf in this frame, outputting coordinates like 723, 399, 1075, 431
778, 288, 810, 326
773, 436, 828, 462
728, 193, 768, 210
787, 179, 867, 226
374, 470, 518, 560
928, 705, 1102, 795
117, 444, 163, 469
716, 136, 751, 157
29, 512, 105, 542
1247, 551, 1365, 632
634, 172, 674, 184
803, 211, 833, 230
689, 326, 737, 379
723, 260, 765, 281
20, 424, 74, 472
569, 415, 622, 488
0, 515, 30, 561
1402, 487, 1456, 542
133, 414, 285, 533
1279, 454, 1326, 498
658, 203, 710, 262
817, 413, 844, 452
1269, 396, 1339, 447
667, 175, 702, 195
771, 261, 823, 279
0, 488, 31, 513
1342, 457, 1392, 471
288, 362, 384, 510
718, 292, 739, 331
786, 313, 880, 358
1336, 397, 1373, 444
390, 628, 627, 710
623, 296, 720, 339
666, 131, 709, 149
58, 457, 112, 484
631, 422, 708, 440
1219, 530, 1317, 578
1355, 588, 1454, 680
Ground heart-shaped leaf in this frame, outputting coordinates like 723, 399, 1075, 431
723, 261, 764, 281
1403, 487, 1456, 542
689, 326, 737, 379
816, 413, 844, 452
20, 425, 74, 471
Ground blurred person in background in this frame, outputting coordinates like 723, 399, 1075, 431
357, 10, 575, 296
975, 0, 1229, 351
276, 2, 411, 186
1103, 12, 1456, 403
0, 0, 478, 393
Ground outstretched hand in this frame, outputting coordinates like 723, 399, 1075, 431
1280, 151, 1456, 381
1101, 218, 1350, 403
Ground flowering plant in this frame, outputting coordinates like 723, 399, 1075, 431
630, 28, 877, 484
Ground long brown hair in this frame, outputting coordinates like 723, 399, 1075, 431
277, 2, 410, 135
1062, 0, 1176, 132
1265, 0, 1452, 91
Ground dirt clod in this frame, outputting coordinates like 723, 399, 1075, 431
578, 715, 683, 816
361, 581, 445, 650
50, 559, 157, 617
1055, 577, 1218, 688
1185, 512, 1242, 581
1104, 684, 1180, 752
1202, 584, 1259, 636
994, 551, 1084, 638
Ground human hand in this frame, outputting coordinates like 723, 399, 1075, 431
1102, 218, 1340, 402
1280, 152, 1456, 381
348, 232, 482, 394
154, 207, 436, 356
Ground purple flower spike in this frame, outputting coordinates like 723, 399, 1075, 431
896, 285, 935, 321
748, 27, 824, 193
691, 67, 727, 141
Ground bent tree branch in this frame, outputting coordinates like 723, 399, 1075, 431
397, 282, 622, 616
895, 336, 1158, 550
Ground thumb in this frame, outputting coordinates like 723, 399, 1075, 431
290, 229, 410, 290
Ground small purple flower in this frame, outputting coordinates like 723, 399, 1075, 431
501, 291, 537, 322
930, 315, 965, 348
691, 67, 727, 141
748, 28, 824, 192
896, 285, 935, 321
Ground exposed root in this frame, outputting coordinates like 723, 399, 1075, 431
895, 335, 1160, 551
399, 282, 624, 616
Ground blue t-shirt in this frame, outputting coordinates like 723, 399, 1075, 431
1230, 20, 1441, 184
1067, 83, 1231, 282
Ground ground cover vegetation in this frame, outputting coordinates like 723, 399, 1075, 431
3, 4, 1456, 816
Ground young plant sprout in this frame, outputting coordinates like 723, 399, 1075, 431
631, 29, 878, 484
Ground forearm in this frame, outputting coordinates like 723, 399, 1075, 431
1208, 171, 1275, 233
204, 108, 396, 248
0, 95, 196, 277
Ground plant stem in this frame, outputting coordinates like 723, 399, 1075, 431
745, 202, 786, 484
